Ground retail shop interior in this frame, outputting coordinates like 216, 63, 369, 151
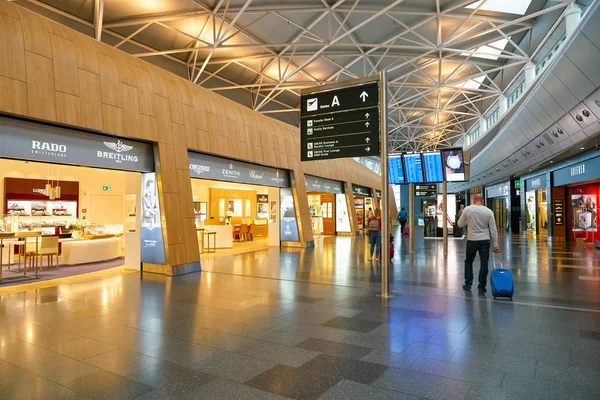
190, 179, 280, 253
0, 159, 141, 285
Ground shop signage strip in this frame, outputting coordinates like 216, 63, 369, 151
188, 151, 289, 188
525, 175, 547, 192
352, 184, 371, 197
304, 174, 344, 194
554, 157, 600, 187
0, 117, 154, 172
486, 184, 509, 198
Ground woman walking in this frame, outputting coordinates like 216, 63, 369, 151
367, 208, 383, 261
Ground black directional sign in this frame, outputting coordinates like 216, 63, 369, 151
300, 81, 380, 161
415, 184, 437, 197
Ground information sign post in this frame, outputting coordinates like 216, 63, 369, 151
379, 70, 390, 298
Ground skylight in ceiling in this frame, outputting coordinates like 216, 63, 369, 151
462, 38, 509, 60
466, 0, 532, 15
459, 76, 485, 90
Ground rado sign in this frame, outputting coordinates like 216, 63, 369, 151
525, 175, 546, 191
188, 151, 290, 188
1, 117, 154, 172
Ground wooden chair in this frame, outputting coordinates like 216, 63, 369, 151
24, 238, 39, 270
38, 236, 60, 270
233, 225, 243, 242
244, 224, 253, 241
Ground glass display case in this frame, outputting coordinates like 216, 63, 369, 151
82, 224, 124, 238
0, 214, 18, 235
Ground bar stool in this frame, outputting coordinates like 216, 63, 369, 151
203, 231, 216, 253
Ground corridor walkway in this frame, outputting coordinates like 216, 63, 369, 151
1, 230, 600, 399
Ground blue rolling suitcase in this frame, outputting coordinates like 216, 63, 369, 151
490, 253, 514, 300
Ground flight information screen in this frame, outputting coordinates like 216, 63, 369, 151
422, 151, 444, 183
388, 156, 405, 184
403, 153, 424, 183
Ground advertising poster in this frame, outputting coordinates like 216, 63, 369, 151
140, 173, 165, 264
442, 149, 465, 182
525, 191, 536, 231
572, 194, 597, 231
280, 188, 300, 241
335, 194, 351, 233
436, 194, 456, 232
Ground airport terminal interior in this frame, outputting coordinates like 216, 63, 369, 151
1, 0, 600, 399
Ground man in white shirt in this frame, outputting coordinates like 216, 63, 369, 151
457, 194, 500, 293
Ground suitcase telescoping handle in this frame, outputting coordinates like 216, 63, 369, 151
492, 251, 503, 269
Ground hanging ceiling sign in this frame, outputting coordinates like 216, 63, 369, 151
300, 79, 380, 161
188, 151, 290, 188
0, 117, 154, 172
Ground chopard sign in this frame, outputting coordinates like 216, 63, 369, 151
31, 141, 67, 158
249, 170, 264, 180
97, 140, 138, 163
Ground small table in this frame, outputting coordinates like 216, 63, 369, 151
0, 234, 42, 283
203, 232, 216, 253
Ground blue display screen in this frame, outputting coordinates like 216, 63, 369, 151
388, 157, 405, 184
403, 154, 424, 183
422, 152, 444, 183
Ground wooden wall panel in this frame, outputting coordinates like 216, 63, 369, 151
78, 69, 103, 131
49, 33, 79, 96
0, 75, 27, 115
55, 92, 80, 126
0, 0, 395, 269
0, 13, 26, 81
24, 51, 56, 121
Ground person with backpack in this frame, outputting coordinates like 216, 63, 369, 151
397, 207, 408, 234
368, 208, 383, 261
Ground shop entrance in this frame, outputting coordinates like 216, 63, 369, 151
352, 184, 373, 231
0, 116, 155, 286
305, 174, 350, 237
307, 192, 335, 236
188, 151, 293, 256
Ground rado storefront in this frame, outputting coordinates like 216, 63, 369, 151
188, 151, 296, 253
0, 116, 160, 285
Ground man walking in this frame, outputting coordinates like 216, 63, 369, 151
457, 194, 500, 293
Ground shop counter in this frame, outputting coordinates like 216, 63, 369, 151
60, 237, 121, 265
204, 225, 233, 249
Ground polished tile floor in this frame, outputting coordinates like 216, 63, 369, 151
1, 227, 600, 399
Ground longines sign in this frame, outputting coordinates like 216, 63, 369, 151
0, 117, 154, 172
188, 151, 290, 188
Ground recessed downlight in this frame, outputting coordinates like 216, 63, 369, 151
581, 147, 585, 150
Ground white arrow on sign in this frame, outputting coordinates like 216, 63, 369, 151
365, 137, 371, 143
365, 121, 370, 127
365, 147, 371, 152
360, 91, 368, 102
365, 112, 370, 119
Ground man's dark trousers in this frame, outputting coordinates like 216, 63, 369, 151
464, 239, 491, 288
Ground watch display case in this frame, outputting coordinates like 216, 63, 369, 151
82, 224, 124, 239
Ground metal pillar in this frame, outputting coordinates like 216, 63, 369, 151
565, 2, 582, 38
498, 95, 508, 116
94, 0, 105, 41
379, 69, 390, 298
442, 182, 448, 257
524, 61, 536, 89
409, 183, 414, 253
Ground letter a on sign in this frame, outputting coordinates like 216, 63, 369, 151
331, 96, 340, 107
